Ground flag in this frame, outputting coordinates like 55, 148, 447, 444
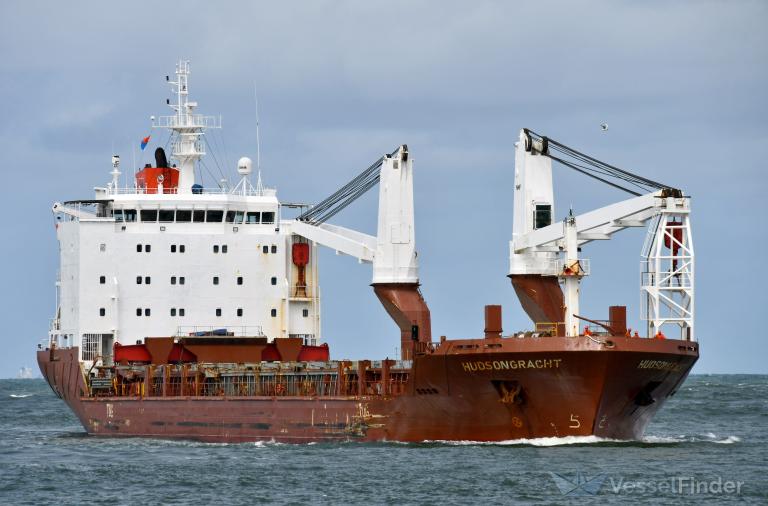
140, 136, 151, 151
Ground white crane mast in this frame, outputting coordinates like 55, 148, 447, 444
509, 129, 695, 340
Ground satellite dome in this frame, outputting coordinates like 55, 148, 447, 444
237, 157, 253, 176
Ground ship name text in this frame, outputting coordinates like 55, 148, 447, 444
636, 360, 685, 372
461, 359, 562, 372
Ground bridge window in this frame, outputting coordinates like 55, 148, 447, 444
246, 212, 260, 224
159, 210, 174, 223
176, 210, 192, 222
534, 204, 552, 230
193, 210, 205, 222
226, 211, 244, 224
262, 211, 275, 224
140, 210, 158, 222
206, 210, 223, 223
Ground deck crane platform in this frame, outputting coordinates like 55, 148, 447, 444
509, 129, 694, 341
287, 145, 430, 360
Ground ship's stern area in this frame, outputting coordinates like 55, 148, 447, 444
383, 335, 698, 442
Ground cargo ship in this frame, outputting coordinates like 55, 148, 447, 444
38, 61, 698, 442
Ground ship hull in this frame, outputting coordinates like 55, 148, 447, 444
38, 337, 698, 442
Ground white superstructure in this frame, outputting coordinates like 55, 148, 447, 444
50, 61, 320, 366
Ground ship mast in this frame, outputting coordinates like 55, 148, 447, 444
152, 60, 221, 193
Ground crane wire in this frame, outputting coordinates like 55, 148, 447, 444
524, 129, 675, 195
297, 147, 401, 224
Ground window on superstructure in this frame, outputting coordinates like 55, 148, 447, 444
171, 276, 177, 285
176, 210, 192, 222
145, 244, 151, 253
100, 243, 106, 252
180, 276, 185, 285
145, 276, 151, 285
534, 204, 552, 230
114, 210, 124, 222
144, 308, 151, 317
216, 308, 222, 317
99, 308, 106, 317
136, 308, 142, 316
193, 210, 205, 223
271, 245, 277, 254
180, 245, 185, 253
171, 244, 177, 253
213, 276, 219, 285
271, 309, 277, 317
262, 245, 269, 254
170, 308, 177, 317
99, 276, 106, 284
136, 276, 142, 285
262, 211, 275, 224
137, 244, 142, 253
237, 308, 243, 317
271, 276, 277, 285
124, 209, 137, 222
303, 309, 309, 317
234, 211, 244, 224
206, 210, 223, 223
237, 276, 243, 285
213, 245, 219, 253
140, 210, 158, 222
226, 211, 236, 223
179, 308, 185, 317
246, 212, 261, 224
159, 210, 174, 223
222, 245, 228, 253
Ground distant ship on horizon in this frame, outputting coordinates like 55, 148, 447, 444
17, 367, 34, 379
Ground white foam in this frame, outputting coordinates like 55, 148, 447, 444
423, 435, 624, 446
9, 394, 32, 398
713, 435, 741, 444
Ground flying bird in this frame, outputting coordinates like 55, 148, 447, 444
600, 123, 609, 131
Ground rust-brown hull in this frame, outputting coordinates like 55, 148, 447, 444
38, 337, 698, 442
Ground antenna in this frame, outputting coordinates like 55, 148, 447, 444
254, 83, 261, 171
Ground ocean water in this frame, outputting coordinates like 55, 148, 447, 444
0, 375, 766, 505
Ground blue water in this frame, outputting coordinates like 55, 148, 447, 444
1, 375, 766, 505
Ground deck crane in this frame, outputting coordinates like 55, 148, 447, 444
287, 145, 431, 360
509, 129, 694, 341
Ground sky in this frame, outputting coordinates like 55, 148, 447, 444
0, 1, 766, 377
